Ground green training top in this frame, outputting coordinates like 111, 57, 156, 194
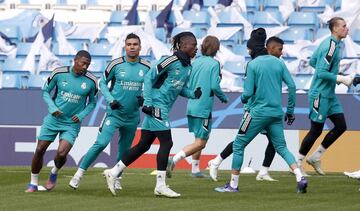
100, 56, 150, 121
241, 55, 296, 118
186, 56, 228, 118
43, 66, 98, 123
143, 55, 195, 120
309, 35, 341, 99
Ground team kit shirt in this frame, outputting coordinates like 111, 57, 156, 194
242, 55, 296, 118
142, 54, 196, 131
42, 66, 98, 125
186, 56, 227, 118
100, 57, 151, 123
309, 35, 341, 99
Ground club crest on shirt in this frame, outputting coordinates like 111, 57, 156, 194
81, 82, 87, 89
175, 69, 180, 75
62, 81, 68, 87
139, 69, 144, 77
105, 119, 111, 126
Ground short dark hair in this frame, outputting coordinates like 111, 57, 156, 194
125, 33, 141, 44
171, 31, 196, 51
328, 17, 345, 32
266, 36, 284, 47
201, 36, 220, 57
75, 50, 91, 60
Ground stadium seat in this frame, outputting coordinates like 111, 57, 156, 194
51, 0, 79, 11
252, 11, 283, 28
279, 27, 311, 43
52, 42, 83, 56
1, 73, 21, 89
217, 11, 244, 28
315, 28, 330, 40
15, 42, 34, 58
287, 12, 319, 30
203, 0, 218, 8
293, 74, 313, 90
27, 74, 47, 89
108, 11, 128, 26
155, 27, 167, 42
182, 10, 210, 28
352, 29, 360, 45
88, 59, 106, 72
245, 0, 260, 12
298, 0, 326, 13
223, 60, 246, 75
3, 58, 31, 76
0, 25, 20, 43
85, 0, 120, 11
88, 43, 112, 58
263, 0, 284, 11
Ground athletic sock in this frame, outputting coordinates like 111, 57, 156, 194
173, 150, 186, 164
156, 170, 166, 188
50, 167, 59, 174
111, 161, 127, 178
212, 155, 223, 166
230, 174, 239, 188
30, 173, 39, 186
191, 160, 200, 174
309, 145, 326, 161
74, 168, 85, 178
293, 168, 303, 182
258, 166, 269, 176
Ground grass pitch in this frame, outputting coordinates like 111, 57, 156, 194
1, 166, 360, 210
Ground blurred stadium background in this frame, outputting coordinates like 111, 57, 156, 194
1, 1, 360, 206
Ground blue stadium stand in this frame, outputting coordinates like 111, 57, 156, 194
88, 43, 112, 60
203, 0, 218, 8
293, 74, 313, 90
88, 59, 106, 73
298, 0, 326, 13
287, 12, 319, 30
182, 10, 210, 28
245, 0, 260, 13
0, 25, 20, 43
108, 11, 128, 26
224, 60, 246, 75
3, 58, 31, 77
252, 11, 283, 28
352, 29, 360, 45
15, 42, 34, 58
27, 74, 47, 89
315, 28, 330, 40
1, 73, 21, 89
279, 27, 311, 44
263, 0, 285, 11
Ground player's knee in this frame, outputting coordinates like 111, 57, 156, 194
137, 142, 152, 153
335, 121, 347, 133
35, 147, 47, 156
309, 127, 322, 137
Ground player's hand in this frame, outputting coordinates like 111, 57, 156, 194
52, 110, 62, 117
142, 105, 154, 116
221, 97, 229, 104
194, 87, 202, 99
136, 96, 144, 107
72, 115, 80, 123
284, 113, 295, 125
110, 100, 122, 110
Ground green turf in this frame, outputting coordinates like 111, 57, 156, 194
1, 166, 360, 210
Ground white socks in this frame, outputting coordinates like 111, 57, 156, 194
309, 145, 326, 161
230, 174, 239, 188
173, 150, 186, 164
156, 170, 166, 188
51, 166, 59, 174
74, 168, 85, 178
191, 160, 200, 174
297, 154, 305, 166
293, 168, 303, 182
258, 166, 269, 176
111, 161, 127, 177
212, 155, 224, 166
30, 173, 39, 186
